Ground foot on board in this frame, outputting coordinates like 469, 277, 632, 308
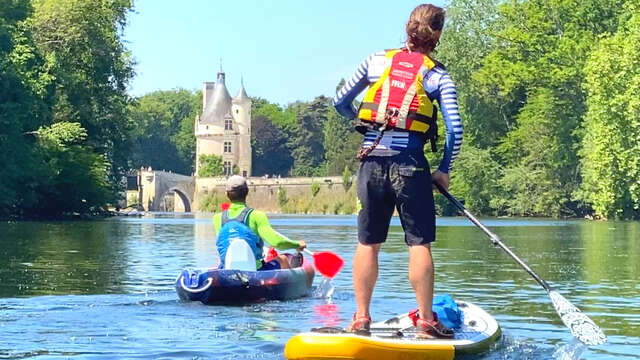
408, 310, 455, 339
346, 313, 371, 336
415, 317, 455, 339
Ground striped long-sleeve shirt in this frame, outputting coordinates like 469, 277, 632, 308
333, 51, 463, 173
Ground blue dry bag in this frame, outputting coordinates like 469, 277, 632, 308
432, 294, 464, 329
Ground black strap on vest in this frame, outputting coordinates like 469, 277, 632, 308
355, 105, 438, 160
221, 207, 253, 226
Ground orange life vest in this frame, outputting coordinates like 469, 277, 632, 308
357, 49, 438, 139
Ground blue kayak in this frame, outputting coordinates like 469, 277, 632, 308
175, 257, 315, 304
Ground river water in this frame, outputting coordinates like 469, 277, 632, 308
0, 214, 638, 359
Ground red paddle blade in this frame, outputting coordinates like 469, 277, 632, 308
312, 251, 344, 278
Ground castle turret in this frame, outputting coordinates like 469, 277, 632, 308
195, 68, 252, 177
232, 78, 251, 134
232, 78, 252, 177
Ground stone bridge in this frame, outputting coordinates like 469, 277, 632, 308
137, 169, 195, 212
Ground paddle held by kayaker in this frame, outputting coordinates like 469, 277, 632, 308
214, 175, 306, 270
333, 3, 462, 339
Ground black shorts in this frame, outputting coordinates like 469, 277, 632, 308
357, 151, 436, 246
259, 259, 281, 271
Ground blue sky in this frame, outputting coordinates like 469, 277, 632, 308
124, 1, 447, 105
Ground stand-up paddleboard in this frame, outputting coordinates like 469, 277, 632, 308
285, 300, 500, 360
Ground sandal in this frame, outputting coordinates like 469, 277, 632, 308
408, 310, 454, 339
345, 313, 371, 335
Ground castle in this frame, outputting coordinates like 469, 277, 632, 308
194, 68, 252, 177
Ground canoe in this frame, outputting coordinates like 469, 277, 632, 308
284, 300, 501, 360
175, 257, 314, 304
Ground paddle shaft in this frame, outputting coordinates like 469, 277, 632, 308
434, 182, 552, 292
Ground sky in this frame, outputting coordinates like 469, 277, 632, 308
123, 0, 447, 105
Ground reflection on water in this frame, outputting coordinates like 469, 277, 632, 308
0, 214, 638, 359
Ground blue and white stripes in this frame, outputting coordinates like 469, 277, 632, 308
334, 55, 374, 119
431, 67, 463, 172
333, 51, 463, 173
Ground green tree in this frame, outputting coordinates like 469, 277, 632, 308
323, 106, 361, 175
30, 0, 135, 183
129, 89, 200, 174
437, 0, 503, 148
251, 114, 293, 176
448, 143, 501, 215
495, 89, 579, 216
33, 122, 112, 215
198, 154, 223, 177
291, 96, 328, 176
0, 0, 51, 217
578, 5, 640, 219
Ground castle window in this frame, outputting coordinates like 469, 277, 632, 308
224, 141, 231, 153
225, 118, 233, 131
223, 161, 232, 176
236, 109, 239, 114
242, 170, 247, 177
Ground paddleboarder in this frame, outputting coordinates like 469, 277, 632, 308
214, 175, 306, 270
333, 3, 462, 338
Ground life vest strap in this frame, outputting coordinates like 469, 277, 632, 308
397, 81, 418, 129
359, 102, 435, 130
221, 207, 253, 226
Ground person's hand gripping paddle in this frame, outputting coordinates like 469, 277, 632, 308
303, 249, 344, 279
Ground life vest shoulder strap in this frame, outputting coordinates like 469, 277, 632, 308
221, 207, 253, 226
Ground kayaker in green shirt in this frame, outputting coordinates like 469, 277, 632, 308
213, 175, 306, 270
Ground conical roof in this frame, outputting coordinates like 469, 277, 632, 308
202, 70, 232, 123
234, 78, 250, 103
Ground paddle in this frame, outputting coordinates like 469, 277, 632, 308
303, 248, 344, 279
433, 182, 607, 346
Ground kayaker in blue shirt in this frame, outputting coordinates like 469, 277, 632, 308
213, 176, 306, 270
333, 3, 461, 338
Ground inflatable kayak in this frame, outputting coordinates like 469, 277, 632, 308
175, 256, 315, 304
284, 300, 500, 360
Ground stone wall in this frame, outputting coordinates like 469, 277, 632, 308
194, 176, 346, 212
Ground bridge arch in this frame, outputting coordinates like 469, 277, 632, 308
158, 187, 192, 212
138, 169, 195, 212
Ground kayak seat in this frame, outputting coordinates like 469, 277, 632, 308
224, 238, 257, 271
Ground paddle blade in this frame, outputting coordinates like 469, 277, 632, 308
549, 291, 606, 345
312, 251, 344, 278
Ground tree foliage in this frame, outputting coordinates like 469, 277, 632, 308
31, 0, 135, 178
578, 5, 640, 219
129, 89, 200, 174
198, 154, 224, 177
1, 0, 134, 218
435, 0, 636, 218
251, 114, 292, 176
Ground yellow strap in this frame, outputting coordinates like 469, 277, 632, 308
376, 78, 391, 124
396, 80, 418, 129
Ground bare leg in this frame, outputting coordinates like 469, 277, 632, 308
409, 244, 435, 321
276, 254, 291, 269
353, 243, 382, 318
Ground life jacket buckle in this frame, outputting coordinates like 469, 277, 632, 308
385, 108, 399, 122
